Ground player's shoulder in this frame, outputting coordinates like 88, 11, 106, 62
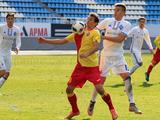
143, 27, 149, 32
131, 26, 139, 30
122, 19, 131, 26
13, 25, 20, 29
13, 25, 20, 32
91, 29, 100, 35
0, 24, 7, 28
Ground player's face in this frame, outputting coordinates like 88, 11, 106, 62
114, 6, 125, 21
139, 20, 145, 29
6, 15, 15, 28
86, 16, 97, 29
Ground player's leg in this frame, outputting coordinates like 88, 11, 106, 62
0, 70, 6, 87
87, 66, 118, 120
65, 64, 86, 119
120, 72, 142, 114
87, 76, 106, 116
87, 55, 109, 116
145, 49, 160, 81
0, 55, 11, 88
0, 56, 7, 88
95, 84, 118, 120
0, 70, 5, 77
65, 85, 80, 119
130, 53, 143, 75
145, 60, 158, 81
113, 56, 142, 114
0, 72, 9, 87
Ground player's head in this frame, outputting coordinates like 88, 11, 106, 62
86, 12, 99, 29
114, 3, 126, 20
6, 13, 15, 28
138, 17, 146, 29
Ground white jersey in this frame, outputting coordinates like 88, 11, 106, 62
0, 24, 21, 55
97, 18, 131, 56
128, 26, 153, 53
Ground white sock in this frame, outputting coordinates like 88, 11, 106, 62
124, 77, 135, 103
0, 77, 6, 87
91, 88, 98, 102
130, 65, 140, 75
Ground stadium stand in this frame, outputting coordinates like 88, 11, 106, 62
0, 0, 160, 24
0, 0, 159, 50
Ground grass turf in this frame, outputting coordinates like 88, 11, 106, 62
0, 54, 159, 120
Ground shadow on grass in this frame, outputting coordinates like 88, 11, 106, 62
82, 118, 91, 120
139, 82, 154, 88
107, 83, 124, 88
66, 118, 90, 120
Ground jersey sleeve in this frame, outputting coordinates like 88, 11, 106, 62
144, 29, 153, 50
16, 27, 21, 50
97, 18, 108, 30
122, 22, 132, 37
64, 33, 75, 42
93, 30, 101, 43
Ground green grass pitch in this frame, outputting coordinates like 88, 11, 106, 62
0, 54, 159, 120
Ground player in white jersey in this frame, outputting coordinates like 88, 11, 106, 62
129, 17, 153, 75
87, 3, 142, 117
0, 13, 21, 88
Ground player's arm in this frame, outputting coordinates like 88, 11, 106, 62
102, 32, 126, 43
80, 41, 99, 58
127, 27, 135, 38
38, 37, 69, 44
15, 29, 21, 54
103, 22, 131, 43
144, 30, 154, 54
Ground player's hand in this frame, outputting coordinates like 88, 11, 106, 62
14, 48, 19, 55
37, 37, 46, 44
80, 53, 89, 58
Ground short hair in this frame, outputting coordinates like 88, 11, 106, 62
89, 12, 99, 23
114, 3, 126, 12
6, 13, 15, 18
138, 17, 146, 22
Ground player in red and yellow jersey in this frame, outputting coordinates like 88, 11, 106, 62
38, 12, 118, 120
145, 35, 160, 81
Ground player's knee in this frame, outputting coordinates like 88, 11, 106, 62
0, 70, 6, 77
100, 77, 106, 85
152, 61, 158, 66
66, 86, 74, 94
138, 62, 143, 66
95, 85, 104, 95
124, 76, 132, 82
4, 72, 9, 79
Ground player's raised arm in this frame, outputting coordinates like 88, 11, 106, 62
37, 37, 69, 45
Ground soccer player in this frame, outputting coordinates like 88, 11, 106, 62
87, 3, 142, 116
0, 13, 21, 88
38, 12, 118, 120
145, 35, 160, 81
129, 17, 153, 75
